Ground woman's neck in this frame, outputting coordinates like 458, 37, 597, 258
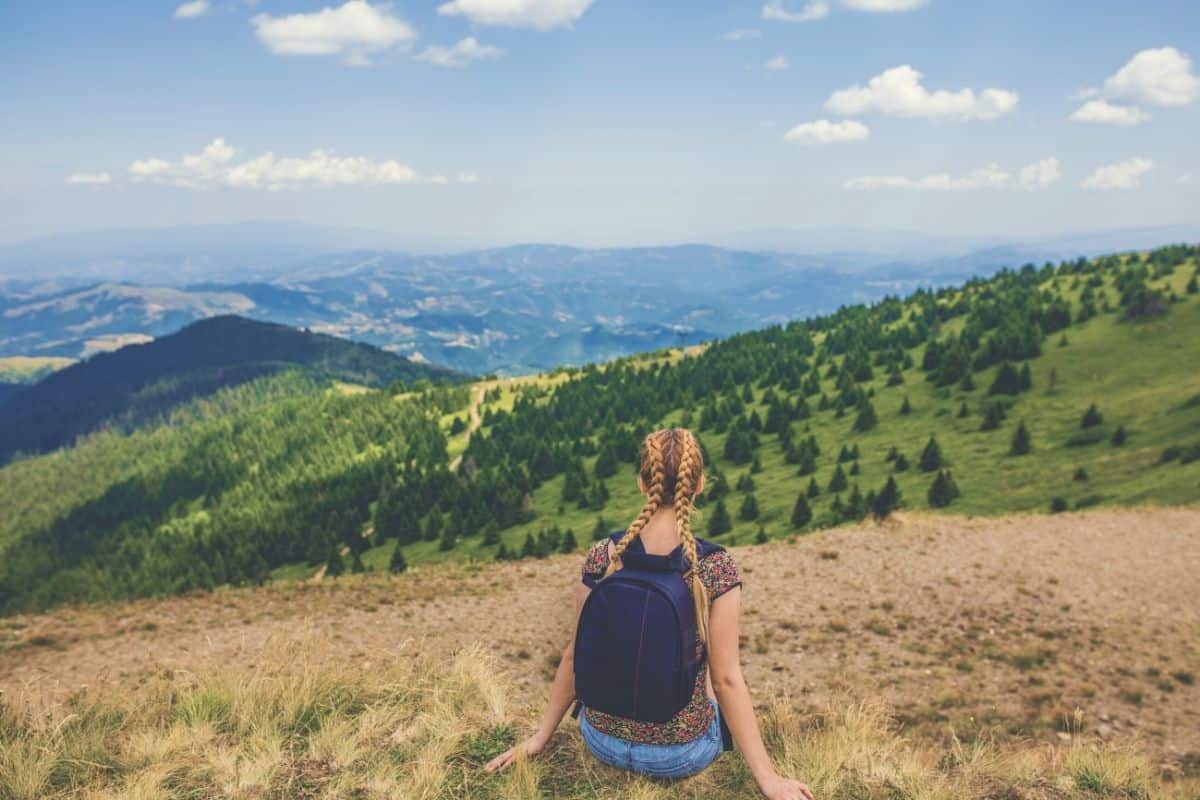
639, 505, 681, 554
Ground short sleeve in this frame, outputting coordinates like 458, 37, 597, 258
699, 550, 742, 601
581, 540, 611, 588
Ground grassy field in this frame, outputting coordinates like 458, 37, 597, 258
0, 638, 1190, 800
359, 260, 1200, 571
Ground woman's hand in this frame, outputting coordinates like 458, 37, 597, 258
483, 732, 549, 773
758, 774, 815, 800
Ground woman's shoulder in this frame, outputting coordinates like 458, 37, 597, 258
696, 542, 741, 600
580, 537, 613, 584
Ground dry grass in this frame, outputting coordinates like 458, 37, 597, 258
0, 637, 1192, 799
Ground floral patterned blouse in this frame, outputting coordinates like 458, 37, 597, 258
578, 537, 743, 744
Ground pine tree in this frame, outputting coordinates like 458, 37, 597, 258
1081, 403, 1103, 429
560, 530, 578, 553
388, 542, 408, 574
1111, 425, 1127, 446
1019, 364, 1033, 392
736, 472, 755, 492
750, 454, 763, 474
927, 470, 960, 508
594, 445, 619, 479
899, 395, 912, 416
755, 526, 768, 544
957, 400, 969, 418
495, 543, 511, 561
325, 547, 345, 578
1187, 271, 1199, 295
980, 402, 1006, 431
520, 533, 537, 558
423, 510, 442, 542
828, 464, 848, 493
884, 445, 898, 462
438, 528, 457, 552
849, 460, 860, 476
853, 397, 878, 432
708, 499, 733, 537
806, 477, 821, 498
919, 435, 943, 472
791, 495, 812, 528
959, 372, 976, 391
893, 453, 910, 472
351, 550, 366, 574
482, 522, 500, 546
592, 517, 610, 540
988, 362, 1023, 396
870, 476, 901, 519
739, 492, 759, 521
1010, 420, 1032, 456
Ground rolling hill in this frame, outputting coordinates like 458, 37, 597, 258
0, 244, 1197, 613
0, 315, 462, 462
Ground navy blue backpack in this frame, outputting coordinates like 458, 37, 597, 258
573, 531, 724, 723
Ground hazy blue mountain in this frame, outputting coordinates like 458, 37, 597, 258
3, 222, 1196, 375
0, 315, 461, 461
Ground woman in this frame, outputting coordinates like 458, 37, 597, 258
486, 428, 814, 800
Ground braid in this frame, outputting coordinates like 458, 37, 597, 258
674, 431, 710, 646
605, 433, 666, 577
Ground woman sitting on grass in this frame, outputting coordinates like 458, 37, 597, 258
486, 427, 814, 799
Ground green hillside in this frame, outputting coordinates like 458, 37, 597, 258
0, 315, 462, 462
1, 245, 1198, 612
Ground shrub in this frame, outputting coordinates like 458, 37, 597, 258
1050, 497, 1069, 513
1010, 421, 1031, 456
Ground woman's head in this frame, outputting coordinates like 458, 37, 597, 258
606, 428, 710, 642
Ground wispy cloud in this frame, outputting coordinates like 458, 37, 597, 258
722, 29, 762, 41
765, 55, 789, 71
783, 119, 869, 144
174, 0, 210, 19
437, 0, 594, 30
416, 37, 504, 68
122, 138, 470, 191
761, 0, 829, 23
840, 0, 927, 11
1069, 99, 1150, 126
252, 1, 416, 66
65, 172, 113, 185
1081, 157, 1153, 191
846, 158, 1060, 191
826, 65, 1018, 121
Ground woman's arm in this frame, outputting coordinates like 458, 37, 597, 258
709, 587, 815, 800
484, 582, 590, 772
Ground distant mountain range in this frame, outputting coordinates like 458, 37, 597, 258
0, 315, 460, 461
2, 222, 1197, 375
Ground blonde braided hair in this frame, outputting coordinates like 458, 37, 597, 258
604, 428, 710, 645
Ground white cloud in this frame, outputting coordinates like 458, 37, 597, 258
1081, 157, 1153, 191
765, 55, 789, 71
437, 0, 594, 30
762, 0, 829, 23
840, 0, 926, 10
125, 138, 462, 191
722, 29, 761, 41
416, 37, 504, 68
1102, 46, 1199, 107
1018, 157, 1061, 188
251, 1, 416, 65
65, 172, 113, 185
174, 0, 210, 19
846, 158, 1059, 191
457, 172, 480, 184
1069, 99, 1150, 126
826, 65, 1018, 121
783, 119, 869, 144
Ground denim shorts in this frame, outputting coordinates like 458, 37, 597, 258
579, 701, 723, 779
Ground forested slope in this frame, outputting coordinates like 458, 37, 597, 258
1, 245, 1198, 612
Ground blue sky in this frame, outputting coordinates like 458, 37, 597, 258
2, 0, 1198, 247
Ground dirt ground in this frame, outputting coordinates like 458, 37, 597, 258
2, 507, 1198, 777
